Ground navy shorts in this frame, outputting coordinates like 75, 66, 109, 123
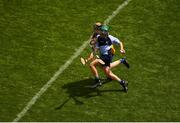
100, 55, 113, 67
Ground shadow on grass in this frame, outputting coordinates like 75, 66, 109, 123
55, 78, 123, 110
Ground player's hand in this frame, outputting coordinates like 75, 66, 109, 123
120, 49, 126, 54
90, 39, 96, 45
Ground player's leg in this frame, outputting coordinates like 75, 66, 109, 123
87, 52, 94, 61
110, 57, 130, 69
120, 57, 130, 68
89, 59, 102, 83
103, 66, 128, 92
103, 66, 121, 81
110, 60, 120, 69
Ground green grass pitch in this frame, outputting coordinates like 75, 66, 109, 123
0, 0, 180, 121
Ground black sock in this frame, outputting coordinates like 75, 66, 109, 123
95, 77, 100, 82
119, 80, 125, 85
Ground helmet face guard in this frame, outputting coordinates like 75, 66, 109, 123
100, 25, 109, 37
101, 30, 109, 37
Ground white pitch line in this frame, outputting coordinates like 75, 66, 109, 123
12, 0, 132, 122
104, 0, 131, 25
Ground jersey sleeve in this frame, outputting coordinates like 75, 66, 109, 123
109, 35, 121, 45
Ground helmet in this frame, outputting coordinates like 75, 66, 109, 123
100, 25, 109, 36
100, 25, 109, 32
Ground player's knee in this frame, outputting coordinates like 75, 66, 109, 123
104, 69, 110, 76
89, 62, 94, 68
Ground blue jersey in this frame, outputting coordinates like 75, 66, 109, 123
96, 35, 120, 55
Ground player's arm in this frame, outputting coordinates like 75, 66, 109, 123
119, 41, 125, 54
90, 32, 98, 46
90, 37, 96, 46
110, 35, 125, 54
